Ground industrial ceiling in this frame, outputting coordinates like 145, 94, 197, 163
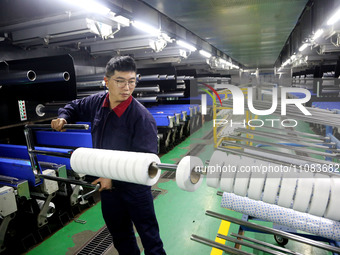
140, 0, 309, 68
0, 0, 340, 75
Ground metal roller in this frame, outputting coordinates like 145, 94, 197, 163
138, 74, 160, 81
190, 234, 252, 255
134, 85, 160, 92
159, 75, 168, 80
157, 92, 184, 97
35, 72, 70, 83
136, 96, 158, 103
0, 70, 36, 85
206, 211, 340, 254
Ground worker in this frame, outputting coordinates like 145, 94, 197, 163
51, 56, 166, 255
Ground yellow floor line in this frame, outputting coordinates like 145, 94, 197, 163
210, 220, 231, 255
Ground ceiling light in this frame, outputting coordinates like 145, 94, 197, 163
176, 40, 197, 52
327, 8, 340, 25
65, 0, 111, 15
299, 43, 309, 52
312, 29, 324, 40
132, 21, 161, 36
112, 15, 130, 27
199, 50, 212, 58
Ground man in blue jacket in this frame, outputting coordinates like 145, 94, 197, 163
51, 56, 166, 255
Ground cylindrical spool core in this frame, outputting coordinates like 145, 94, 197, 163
63, 72, 70, 81
27, 70, 37, 81
148, 162, 159, 179
190, 167, 201, 184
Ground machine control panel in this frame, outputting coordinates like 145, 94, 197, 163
18, 100, 27, 121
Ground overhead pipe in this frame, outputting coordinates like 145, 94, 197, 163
0, 70, 36, 85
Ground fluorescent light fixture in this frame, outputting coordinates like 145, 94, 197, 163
219, 58, 227, 64
312, 29, 324, 40
176, 40, 197, 52
112, 15, 130, 27
66, 0, 111, 14
132, 20, 161, 36
299, 43, 309, 52
327, 8, 340, 25
199, 50, 212, 58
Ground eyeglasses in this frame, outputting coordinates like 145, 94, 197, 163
111, 78, 137, 88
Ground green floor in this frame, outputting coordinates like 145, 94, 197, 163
27, 119, 332, 255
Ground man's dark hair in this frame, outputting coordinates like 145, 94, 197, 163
105, 56, 137, 77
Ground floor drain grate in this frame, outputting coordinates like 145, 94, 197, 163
76, 226, 112, 255
161, 171, 176, 179
151, 190, 162, 199
76, 189, 162, 254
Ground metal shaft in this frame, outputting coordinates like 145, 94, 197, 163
217, 234, 286, 255
256, 126, 328, 140
233, 128, 338, 150
31, 150, 72, 158
234, 128, 328, 144
230, 233, 302, 255
190, 234, 253, 255
221, 140, 339, 170
206, 210, 340, 254
226, 135, 340, 158
25, 124, 89, 130
37, 174, 97, 189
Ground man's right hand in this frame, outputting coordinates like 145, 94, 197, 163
51, 118, 67, 131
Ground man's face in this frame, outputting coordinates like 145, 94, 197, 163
104, 70, 136, 105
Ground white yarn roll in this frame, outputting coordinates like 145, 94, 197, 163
324, 177, 340, 221
70, 148, 161, 186
220, 192, 340, 241
125, 154, 139, 183
293, 172, 314, 212
305, 214, 321, 235
291, 212, 307, 231
219, 155, 238, 193
117, 156, 129, 182
247, 159, 267, 200
134, 154, 161, 186
231, 193, 245, 212
176, 156, 203, 192
243, 197, 258, 216
319, 218, 335, 239
247, 174, 266, 200
262, 171, 281, 204
308, 174, 330, 217
277, 172, 298, 208
96, 150, 112, 178
233, 171, 251, 197
221, 192, 236, 209
206, 150, 226, 188
333, 222, 340, 241
70, 149, 82, 171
